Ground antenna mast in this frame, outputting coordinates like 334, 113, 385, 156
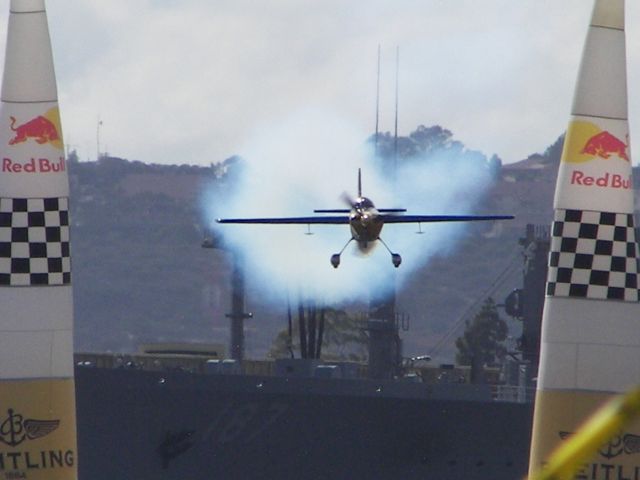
96, 115, 103, 161
393, 46, 399, 180
374, 44, 381, 157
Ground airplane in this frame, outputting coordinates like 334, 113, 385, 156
216, 169, 514, 268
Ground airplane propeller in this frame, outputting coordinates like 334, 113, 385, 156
340, 192, 356, 209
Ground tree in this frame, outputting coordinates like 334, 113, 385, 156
455, 298, 508, 369
269, 308, 368, 362
488, 154, 503, 178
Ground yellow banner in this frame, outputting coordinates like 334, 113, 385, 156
529, 389, 640, 480
0, 378, 77, 480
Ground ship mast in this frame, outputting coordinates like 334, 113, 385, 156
367, 46, 404, 379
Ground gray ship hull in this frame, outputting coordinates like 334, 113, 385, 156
75, 367, 533, 479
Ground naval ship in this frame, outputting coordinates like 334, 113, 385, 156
72, 225, 547, 480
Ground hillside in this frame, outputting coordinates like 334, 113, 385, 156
69, 130, 570, 359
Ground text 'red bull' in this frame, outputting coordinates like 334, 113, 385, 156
2, 157, 65, 173
581, 131, 629, 162
571, 171, 632, 189
8, 115, 60, 146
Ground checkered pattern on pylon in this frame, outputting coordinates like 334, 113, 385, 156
546, 209, 640, 302
0, 198, 70, 286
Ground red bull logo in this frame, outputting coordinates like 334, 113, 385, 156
563, 121, 630, 164
1, 157, 65, 173
7, 107, 63, 150
581, 131, 629, 162
571, 171, 631, 190
9, 115, 59, 146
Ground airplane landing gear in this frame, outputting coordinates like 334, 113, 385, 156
379, 237, 402, 268
330, 237, 355, 269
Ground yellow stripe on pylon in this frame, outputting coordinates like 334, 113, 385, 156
530, 387, 640, 480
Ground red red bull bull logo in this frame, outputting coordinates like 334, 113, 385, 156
2, 107, 65, 175
560, 120, 634, 195
6, 107, 63, 150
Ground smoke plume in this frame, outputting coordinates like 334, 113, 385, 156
202, 108, 494, 305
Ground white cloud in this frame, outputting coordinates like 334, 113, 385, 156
0, 1, 635, 165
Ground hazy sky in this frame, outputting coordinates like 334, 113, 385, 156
3, 1, 639, 166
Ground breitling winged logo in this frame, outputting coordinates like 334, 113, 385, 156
0, 408, 60, 447
560, 431, 640, 459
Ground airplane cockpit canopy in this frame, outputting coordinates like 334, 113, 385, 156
354, 197, 375, 210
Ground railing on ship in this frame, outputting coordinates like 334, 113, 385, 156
74, 352, 264, 375
75, 353, 535, 404
493, 384, 536, 404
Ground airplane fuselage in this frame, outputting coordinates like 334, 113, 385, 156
349, 196, 383, 251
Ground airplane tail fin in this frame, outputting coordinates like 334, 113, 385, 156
358, 168, 362, 197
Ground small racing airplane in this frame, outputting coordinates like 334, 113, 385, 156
217, 169, 513, 268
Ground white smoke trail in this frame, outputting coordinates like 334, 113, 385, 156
202, 108, 494, 305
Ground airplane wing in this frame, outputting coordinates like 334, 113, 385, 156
217, 216, 350, 225
380, 214, 514, 223
313, 208, 407, 213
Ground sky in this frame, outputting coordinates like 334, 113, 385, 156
0, 1, 638, 167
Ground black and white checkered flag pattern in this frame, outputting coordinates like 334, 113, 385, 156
547, 209, 640, 302
0, 198, 70, 286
